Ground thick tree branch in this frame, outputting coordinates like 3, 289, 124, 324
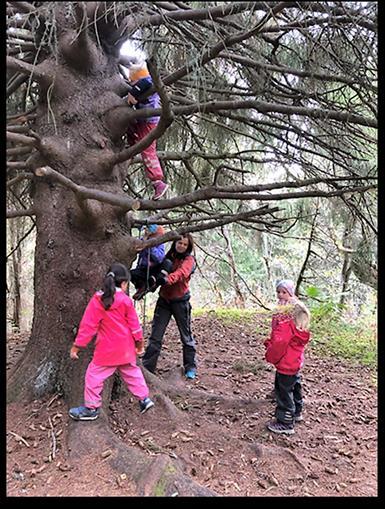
34, 166, 141, 211
7, 207, 36, 218
118, 2, 261, 39
7, 173, 34, 188
6, 56, 54, 87
58, 2, 98, 73
6, 131, 38, 147
33, 165, 376, 216
7, 73, 29, 98
126, 98, 377, 129
9, 2, 35, 14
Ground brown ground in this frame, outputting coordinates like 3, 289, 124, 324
6, 313, 377, 497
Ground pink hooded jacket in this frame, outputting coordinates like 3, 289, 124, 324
264, 313, 311, 375
74, 289, 143, 366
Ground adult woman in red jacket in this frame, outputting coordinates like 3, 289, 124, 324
264, 279, 311, 435
142, 234, 197, 379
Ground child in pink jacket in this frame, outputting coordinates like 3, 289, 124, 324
69, 263, 154, 421
264, 279, 311, 435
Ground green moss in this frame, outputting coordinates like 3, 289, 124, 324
193, 307, 266, 324
310, 306, 377, 368
153, 464, 177, 496
153, 477, 167, 497
232, 359, 265, 374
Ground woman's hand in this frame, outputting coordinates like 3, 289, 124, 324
70, 345, 80, 360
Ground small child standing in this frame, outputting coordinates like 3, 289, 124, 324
264, 279, 311, 435
124, 57, 168, 200
130, 224, 172, 300
69, 263, 154, 421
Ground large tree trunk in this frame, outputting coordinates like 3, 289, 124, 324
6, 6, 217, 495
7, 14, 136, 404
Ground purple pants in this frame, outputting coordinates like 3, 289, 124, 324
84, 360, 149, 409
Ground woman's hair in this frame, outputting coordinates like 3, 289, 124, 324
166, 233, 195, 259
101, 262, 130, 310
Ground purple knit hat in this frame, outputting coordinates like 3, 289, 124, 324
276, 279, 295, 296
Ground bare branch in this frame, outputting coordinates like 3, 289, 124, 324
6, 131, 38, 147
9, 2, 35, 14
6, 56, 54, 88
118, 2, 260, 39
7, 207, 36, 218
127, 98, 377, 129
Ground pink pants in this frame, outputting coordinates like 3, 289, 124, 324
84, 360, 149, 409
136, 122, 164, 182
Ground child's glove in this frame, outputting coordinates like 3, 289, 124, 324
135, 340, 145, 356
156, 274, 168, 286
70, 344, 80, 360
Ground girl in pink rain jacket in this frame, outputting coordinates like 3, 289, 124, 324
264, 279, 311, 435
68, 263, 154, 421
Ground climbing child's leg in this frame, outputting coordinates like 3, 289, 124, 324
136, 122, 168, 200
136, 122, 164, 180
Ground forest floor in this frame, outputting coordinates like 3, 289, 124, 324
6, 312, 377, 497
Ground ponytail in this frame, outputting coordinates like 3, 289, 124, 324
101, 263, 130, 310
101, 272, 116, 310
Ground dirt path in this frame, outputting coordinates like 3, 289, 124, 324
6, 314, 377, 497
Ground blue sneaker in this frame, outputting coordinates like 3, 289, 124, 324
139, 397, 154, 414
185, 369, 196, 380
69, 406, 100, 421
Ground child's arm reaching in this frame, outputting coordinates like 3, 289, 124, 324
70, 344, 80, 359
135, 340, 145, 356
70, 295, 102, 359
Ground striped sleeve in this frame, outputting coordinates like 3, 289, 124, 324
125, 297, 143, 341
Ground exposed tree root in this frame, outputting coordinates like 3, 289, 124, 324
143, 365, 266, 412
67, 412, 216, 496
153, 392, 186, 424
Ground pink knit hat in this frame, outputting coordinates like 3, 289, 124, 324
276, 279, 295, 296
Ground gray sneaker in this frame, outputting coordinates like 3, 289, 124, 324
139, 397, 154, 414
266, 420, 295, 435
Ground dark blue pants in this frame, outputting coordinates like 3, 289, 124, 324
130, 258, 173, 290
142, 296, 197, 373
274, 371, 303, 424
